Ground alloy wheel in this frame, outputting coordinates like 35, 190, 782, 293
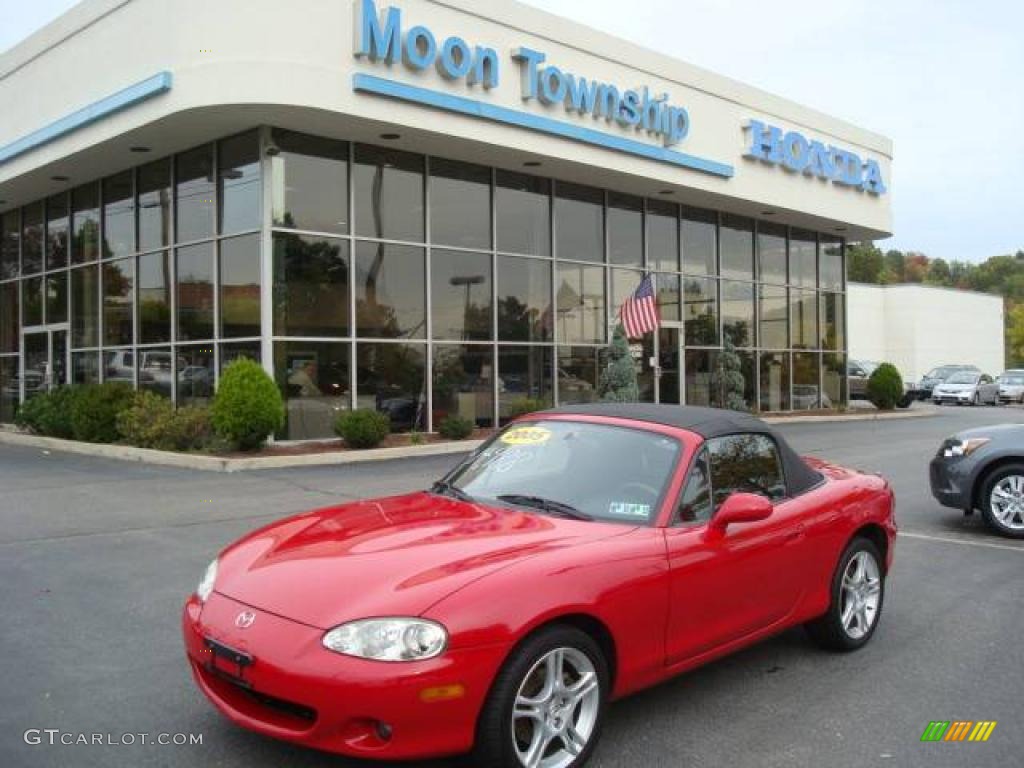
511, 647, 600, 768
989, 476, 1024, 530
840, 551, 881, 640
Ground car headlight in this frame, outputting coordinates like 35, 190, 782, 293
943, 437, 990, 458
196, 558, 218, 603
322, 618, 448, 661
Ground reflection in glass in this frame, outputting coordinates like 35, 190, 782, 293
430, 158, 490, 249
72, 185, 101, 265
821, 237, 844, 291
176, 145, 215, 243
103, 258, 134, 347
24, 277, 43, 326
610, 268, 644, 319
498, 255, 551, 342
355, 242, 425, 338
0, 283, 18, 352
273, 233, 349, 337
736, 350, 757, 411
137, 347, 172, 395
498, 346, 552, 424
177, 345, 216, 406
556, 263, 604, 344
72, 350, 100, 386
657, 273, 681, 323
271, 130, 349, 234
720, 214, 753, 280
759, 285, 788, 349
22, 202, 44, 275
357, 343, 426, 432
219, 132, 260, 234
354, 145, 424, 242
758, 221, 787, 284
683, 276, 717, 346
820, 292, 844, 351
137, 158, 171, 251
103, 348, 135, 386
431, 249, 492, 341
607, 193, 643, 267
555, 182, 603, 262
682, 207, 716, 275
0, 357, 19, 422
496, 171, 549, 256
791, 289, 817, 349
685, 349, 717, 407
103, 171, 134, 258
46, 194, 69, 270
221, 342, 260, 375
557, 346, 604, 404
220, 234, 261, 338
760, 352, 790, 411
658, 327, 680, 405
790, 229, 817, 288
176, 242, 214, 341
1, 211, 19, 279
824, 353, 846, 409
138, 251, 171, 344
433, 344, 494, 427
647, 200, 679, 272
276, 341, 351, 439
708, 434, 786, 505
721, 280, 754, 347
46, 271, 68, 325
793, 351, 821, 410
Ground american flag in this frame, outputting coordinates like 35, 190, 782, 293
619, 274, 660, 339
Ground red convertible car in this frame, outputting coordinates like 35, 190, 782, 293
183, 404, 895, 767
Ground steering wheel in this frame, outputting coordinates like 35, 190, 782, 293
618, 481, 660, 504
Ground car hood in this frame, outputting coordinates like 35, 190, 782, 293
214, 492, 630, 629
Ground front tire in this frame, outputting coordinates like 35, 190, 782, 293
805, 537, 885, 651
980, 464, 1024, 539
473, 625, 609, 768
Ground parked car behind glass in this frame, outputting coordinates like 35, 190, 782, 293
932, 371, 998, 406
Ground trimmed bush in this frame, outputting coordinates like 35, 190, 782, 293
505, 397, 548, 419
599, 324, 639, 402
867, 362, 904, 411
70, 383, 136, 443
15, 386, 80, 438
438, 414, 474, 440
335, 409, 390, 449
211, 359, 284, 451
117, 391, 212, 452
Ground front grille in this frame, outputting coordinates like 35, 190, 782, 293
200, 663, 317, 727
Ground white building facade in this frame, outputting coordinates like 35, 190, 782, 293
0, 0, 894, 436
848, 283, 1005, 382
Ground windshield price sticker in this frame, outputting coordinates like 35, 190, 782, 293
608, 502, 651, 519
500, 427, 552, 446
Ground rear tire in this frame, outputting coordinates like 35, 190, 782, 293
472, 625, 609, 768
805, 537, 885, 652
979, 464, 1024, 539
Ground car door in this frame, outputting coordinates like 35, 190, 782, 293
980, 374, 997, 403
662, 434, 818, 666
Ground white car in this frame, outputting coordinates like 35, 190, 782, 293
998, 371, 1024, 404
932, 371, 999, 406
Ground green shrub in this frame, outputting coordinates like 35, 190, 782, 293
867, 362, 904, 411
598, 324, 639, 402
15, 386, 80, 438
210, 359, 284, 451
70, 383, 136, 443
117, 391, 212, 452
438, 414, 474, 440
505, 397, 548, 419
335, 409, 390, 449
409, 430, 425, 446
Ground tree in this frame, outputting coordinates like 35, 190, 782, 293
883, 249, 906, 283
846, 241, 885, 284
712, 338, 747, 412
1007, 303, 1024, 368
925, 257, 952, 286
598, 324, 639, 402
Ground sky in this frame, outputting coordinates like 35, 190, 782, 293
2, 0, 1022, 262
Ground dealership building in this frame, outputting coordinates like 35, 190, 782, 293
0, 0, 893, 438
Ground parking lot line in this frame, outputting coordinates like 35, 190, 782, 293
899, 530, 1024, 553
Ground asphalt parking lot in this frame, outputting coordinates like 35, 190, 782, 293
1, 405, 1022, 768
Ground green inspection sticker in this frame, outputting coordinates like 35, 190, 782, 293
608, 502, 652, 518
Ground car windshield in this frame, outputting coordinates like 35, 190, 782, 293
1002, 375, 1024, 385
444, 420, 680, 524
946, 372, 979, 384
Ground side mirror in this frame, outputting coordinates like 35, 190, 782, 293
708, 493, 773, 535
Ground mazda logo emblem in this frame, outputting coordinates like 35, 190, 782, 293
235, 611, 256, 629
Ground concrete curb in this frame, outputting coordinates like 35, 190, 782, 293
0, 407, 930, 472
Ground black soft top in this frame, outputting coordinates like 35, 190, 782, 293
539, 403, 823, 496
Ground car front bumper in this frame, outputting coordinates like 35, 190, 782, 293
933, 392, 973, 405
182, 593, 509, 760
929, 456, 972, 510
